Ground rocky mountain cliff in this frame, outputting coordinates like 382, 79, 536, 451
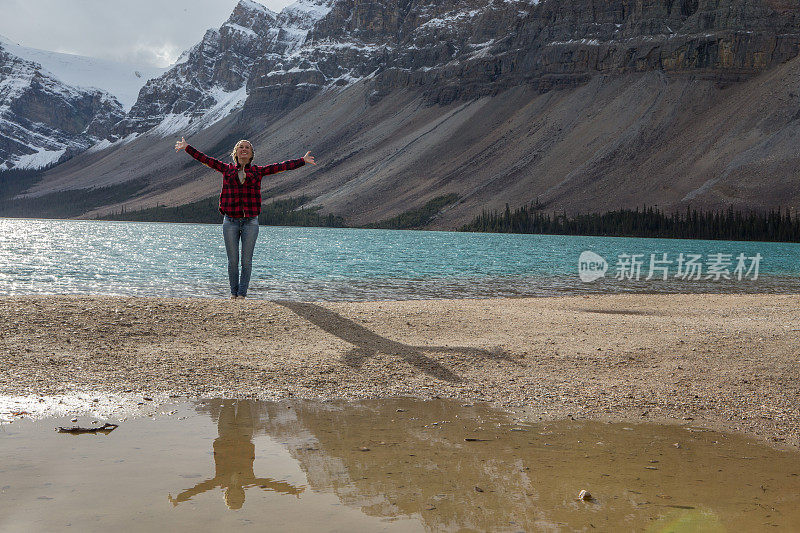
4, 0, 800, 225
115, 0, 335, 137
252, 0, 800, 105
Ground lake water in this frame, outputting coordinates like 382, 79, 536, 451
1, 398, 798, 532
1, 218, 798, 300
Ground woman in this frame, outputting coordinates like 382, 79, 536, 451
174, 137, 316, 299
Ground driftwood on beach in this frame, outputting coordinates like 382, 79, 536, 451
56, 423, 119, 434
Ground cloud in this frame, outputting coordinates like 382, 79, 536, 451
0, 0, 293, 67
122, 42, 187, 68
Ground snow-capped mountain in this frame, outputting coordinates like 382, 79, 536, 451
0, 37, 126, 171
116, 0, 335, 137
0, 35, 166, 111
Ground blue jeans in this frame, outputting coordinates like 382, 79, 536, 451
222, 215, 259, 297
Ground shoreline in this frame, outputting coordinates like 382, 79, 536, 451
2, 293, 799, 449
8, 215, 800, 243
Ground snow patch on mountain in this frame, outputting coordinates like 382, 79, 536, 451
223, 22, 259, 39
203, 85, 249, 127
86, 133, 140, 154
242, 0, 277, 16
284, 0, 334, 23
150, 113, 194, 138
420, 8, 482, 30
13, 147, 67, 170
148, 85, 248, 137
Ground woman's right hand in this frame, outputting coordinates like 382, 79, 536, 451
174, 137, 188, 151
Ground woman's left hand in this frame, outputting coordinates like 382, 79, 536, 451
303, 151, 316, 165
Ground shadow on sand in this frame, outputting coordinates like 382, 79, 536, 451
274, 300, 522, 383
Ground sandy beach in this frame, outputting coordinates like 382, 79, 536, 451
1, 293, 798, 448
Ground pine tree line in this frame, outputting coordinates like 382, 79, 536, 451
461, 202, 800, 242
100, 196, 345, 227
363, 194, 459, 229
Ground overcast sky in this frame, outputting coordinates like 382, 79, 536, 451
0, 0, 293, 68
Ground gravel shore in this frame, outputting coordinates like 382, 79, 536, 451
2, 294, 798, 448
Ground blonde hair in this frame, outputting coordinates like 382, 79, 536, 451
231, 139, 254, 166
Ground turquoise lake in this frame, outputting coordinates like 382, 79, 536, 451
1, 218, 798, 300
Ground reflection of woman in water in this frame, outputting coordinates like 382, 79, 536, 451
169, 400, 304, 510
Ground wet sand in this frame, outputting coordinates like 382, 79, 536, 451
1, 294, 799, 448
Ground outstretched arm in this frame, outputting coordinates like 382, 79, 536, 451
250, 477, 305, 497
174, 137, 228, 173
255, 151, 316, 178
168, 478, 219, 506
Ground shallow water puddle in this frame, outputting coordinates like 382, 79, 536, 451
1, 398, 799, 532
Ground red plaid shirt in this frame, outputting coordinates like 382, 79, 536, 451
185, 144, 305, 218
